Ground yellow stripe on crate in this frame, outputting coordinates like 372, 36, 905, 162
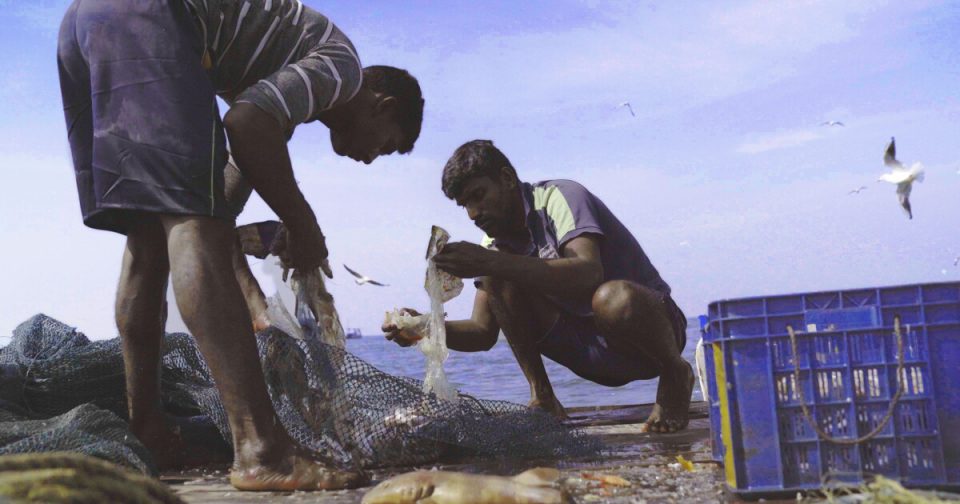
713, 344, 737, 487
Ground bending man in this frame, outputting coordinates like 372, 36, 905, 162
384, 140, 691, 432
58, 0, 424, 491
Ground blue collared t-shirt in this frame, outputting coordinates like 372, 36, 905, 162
480, 179, 671, 317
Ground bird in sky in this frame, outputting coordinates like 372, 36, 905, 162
954, 256, 959, 267
848, 186, 868, 195
877, 137, 924, 219
617, 101, 635, 117
343, 264, 389, 286
820, 120, 845, 127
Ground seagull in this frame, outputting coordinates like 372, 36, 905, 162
848, 186, 868, 195
617, 101, 635, 117
954, 256, 959, 267
877, 137, 924, 219
820, 120, 845, 127
343, 264, 389, 287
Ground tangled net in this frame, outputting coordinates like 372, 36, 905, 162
0, 314, 600, 474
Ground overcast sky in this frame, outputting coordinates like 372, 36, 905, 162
1, 0, 959, 340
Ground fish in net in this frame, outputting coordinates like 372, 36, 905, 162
0, 222, 600, 472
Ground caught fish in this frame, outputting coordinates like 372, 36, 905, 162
290, 265, 346, 348
383, 309, 430, 344
361, 468, 567, 504
383, 406, 428, 429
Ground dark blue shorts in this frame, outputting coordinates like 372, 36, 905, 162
537, 294, 687, 387
57, 0, 231, 234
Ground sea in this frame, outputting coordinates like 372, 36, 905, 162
0, 318, 704, 408
346, 319, 704, 408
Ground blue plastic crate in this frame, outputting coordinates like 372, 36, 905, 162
704, 282, 960, 498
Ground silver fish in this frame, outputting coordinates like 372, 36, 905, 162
361, 468, 568, 504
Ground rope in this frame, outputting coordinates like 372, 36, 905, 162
786, 315, 905, 445
0, 452, 184, 504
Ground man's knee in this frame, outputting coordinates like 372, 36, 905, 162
592, 280, 662, 329
124, 217, 169, 273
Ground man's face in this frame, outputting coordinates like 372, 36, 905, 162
330, 109, 403, 165
454, 174, 521, 239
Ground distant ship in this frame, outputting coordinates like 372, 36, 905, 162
346, 328, 362, 340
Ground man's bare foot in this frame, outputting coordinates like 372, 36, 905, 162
643, 360, 694, 433
529, 395, 567, 420
230, 449, 368, 491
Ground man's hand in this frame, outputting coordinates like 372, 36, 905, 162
431, 241, 495, 279
277, 222, 332, 276
382, 308, 422, 347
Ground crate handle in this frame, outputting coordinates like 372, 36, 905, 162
786, 315, 905, 445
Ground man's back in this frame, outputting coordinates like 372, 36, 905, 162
483, 179, 671, 316
183, 0, 363, 132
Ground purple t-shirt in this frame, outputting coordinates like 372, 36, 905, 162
480, 179, 672, 317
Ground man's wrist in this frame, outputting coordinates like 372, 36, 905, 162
279, 200, 319, 236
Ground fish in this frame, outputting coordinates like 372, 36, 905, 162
361, 468, 568, 504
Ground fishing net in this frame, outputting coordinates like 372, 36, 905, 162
0, 312, 599, 474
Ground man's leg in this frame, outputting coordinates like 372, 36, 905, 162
115, 216, 183, 466
161, 214, 365, 491
592, 280, 693, 433
482, 277, 565, 418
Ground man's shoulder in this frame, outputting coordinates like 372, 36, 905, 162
530, 179, 595, 210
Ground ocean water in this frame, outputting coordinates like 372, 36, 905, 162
346, 320, 704, 408
0, 319, 703, 408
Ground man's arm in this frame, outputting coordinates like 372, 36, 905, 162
432, 235, 604, 300
383, 288, 500, 351
446, 287, 500, 352
223, 103, 326, 269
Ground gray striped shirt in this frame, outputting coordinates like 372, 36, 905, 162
182, 0, 363, 134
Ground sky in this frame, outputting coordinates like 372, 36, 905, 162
1, 0, 959, 340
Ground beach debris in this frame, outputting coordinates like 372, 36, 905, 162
877, 137, 924, 219
421, 226, 463, 401
848, 185, 867, 195
582, 472, 631, 487
617, 101, 636, 117
820, 120, 845, 127
344, 264, 389, 287
361, 467, 566, 504
676, 455, 696, 472
820, 474, 960, 503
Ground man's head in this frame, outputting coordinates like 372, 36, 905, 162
441, 140, 523, 239
329, 65, 424, 164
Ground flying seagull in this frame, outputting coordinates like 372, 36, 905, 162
820, 120, 845, 127
617, 101, 635, 117
848, 186, 868, 195
954, 256, 959, 267
343, 264, 389, 287
877, 137, 924, 219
